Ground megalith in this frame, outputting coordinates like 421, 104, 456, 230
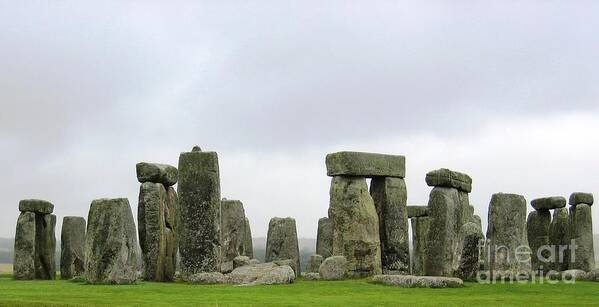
221, 199, 247, 272
61, 216, 86, 279
486, 193, 531, 275
316, 217, 333, 259
13, 212, 36, 280
308, 254, 324, 273
243, 217, 254, 259
410, 214, 430, 276
456, 222, 483, 281
549, 207, 570, 271
527, 209, 551, 273
265, 217, 300, 276
177, 147, 222, 277
84, 198, 138, 284
569, 192, 594, 271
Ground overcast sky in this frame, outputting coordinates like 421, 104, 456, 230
1, 1, 598, 240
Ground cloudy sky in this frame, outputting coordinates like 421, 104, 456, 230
1, 1, 598, 240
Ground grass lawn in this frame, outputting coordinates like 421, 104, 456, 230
1, 275, 599, 306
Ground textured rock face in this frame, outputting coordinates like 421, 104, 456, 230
265, 217, 300, 276
308, 254, 324, 273
569, 203, 595, 271
304, 272, 320, 280
329, 176, 382, 277
370, 177, 409, 273
486, 193, 531, 274
13, 212, 36, 280
372, 275, 463, 288
411, 216, 430, 276
531, 197, 566, 210
227, 263, 295, 285
177, 149, 221, 276
424, 187, 460, 276
19, 199, 54, 214
61, 216, 86, 279
425, 169, 472, 193
221, 200, 247, 270
243, 217, 254, 258
456, 222, 483, 281
549, 208, 570, 271
35, 214, 56, 280
569, 192, 593, 206
319, 256, 348, 280
233, 256, 250, 268
326, 151, 405, 178
188, 272, 226, 284
527, 210, 551, 273
316, 217, 333, 259
84, 198, 138, 284
407, 206, 428, 218
138, 182, 178, 281
136, 162, 178, 186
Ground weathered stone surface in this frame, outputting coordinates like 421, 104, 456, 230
35, 214, 56, 280
569, 203, 595, 271
233, 256, 250, 269
164, 187, 178, 279
265, 217, 300, 276
188, 272, 226, 284
319, 256, 348, 280
84, 198, 138, 284
486, 193, 531, 274
221, 199, 247, 270
329, 176, 382, 277
326, 151, 405, 178
407, 205, 428, 218
177, 148, 221, 277
136, 162, 178, 186
411, 216, 430, 276
303, 272, 321, 280
220, 261, 234, 274
243, 217, 254, 258
456, 222, 483, 281
425, 169, 472, 193
569, 192, 594, 206
61, 216, 86, 280
227, 263, 295, 285
531, 196, 566, 210
549, 207, 570, 271
249, 259, 261, 265
370, 177, 409, 273
372, 275, 463, 288
424, 187, 461, 276
273, 259, 299, 277
527, 210, 551, 273
19, 199, 54, 214
13, 212, 36, 280
308, 254, 324, 273
316, 217, 333, 259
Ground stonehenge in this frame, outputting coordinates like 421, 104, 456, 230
316, 217, 333, 259
408, 205, 430, 276
549, 207, 570, 271
527, 196, 565, 273
221, 199, 249, 272
265, 217, 300, 276
13, 199, 56, 280
61, 216, 86, 279
569, 193, 594, 271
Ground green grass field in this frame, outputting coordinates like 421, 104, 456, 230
1, 275, 598, 306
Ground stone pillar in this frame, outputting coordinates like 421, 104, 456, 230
316, 217, 333, 259
13, 199, 56, 280
569, 192, 594, 271
370, 177, 409, 274
84, 198, 138, 284
243, 217, 254, 259
549, 207, 570, 271
486, 193, 531, 276
61, 216, 86, 279
308, 254, 324, 273
265, 217, 300, 276
527, 196, 565, 274
456, 222, 483, 281
408, 206, 429, 276
177, 146, 222, 277
221, 199, 247, 273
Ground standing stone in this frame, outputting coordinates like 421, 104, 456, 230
329, 176, 382, 277
61, 216, 86, 279
177, 147, 221, 277
527, 209, 551, 273
34, 213, 56, 280
308, 254, 324, 273
549, 208, 570, 271
370, 177, 409, 274
411, 216, 431, 276
265, 217, 300, 276
316, 217, 333, 259
84, 198, 138, 284
243, 217, 254, 259
13, 212, 36, 280
569, 202, 595, 271
164, 186, 178, 279
425, 187, 461, 276
486, 193, 531, 274
221, 199, 247, 272
456, 222, 483, 281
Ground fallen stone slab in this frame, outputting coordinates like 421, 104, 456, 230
326, 151, 405, 178
19, 199, 54, 214
136, 162, 178, 186
227, 263, 295, 285
372, 275, 463, 288
531, 196, 566, 210
407, 205, 428, 218
425, 168, 472, 193
188, 272, 226, 284
569, 192, 594, 206
60, 216, 86, 280
319, 256, 348, 280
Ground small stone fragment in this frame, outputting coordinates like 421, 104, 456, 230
425, 168, 472, 193
303, 272, 320, 280
326, 151, 405, 178
60, 216, 86, 280
227, 263, 295, 285
319, 256, 348, 280
569, 192, 594, 206
308, 254, 324, 273
136, 162, 178, 186
316, 217, 333, 259
531, 196, 566, 210
407, 205, 428, 218
19, 199, 54, 214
